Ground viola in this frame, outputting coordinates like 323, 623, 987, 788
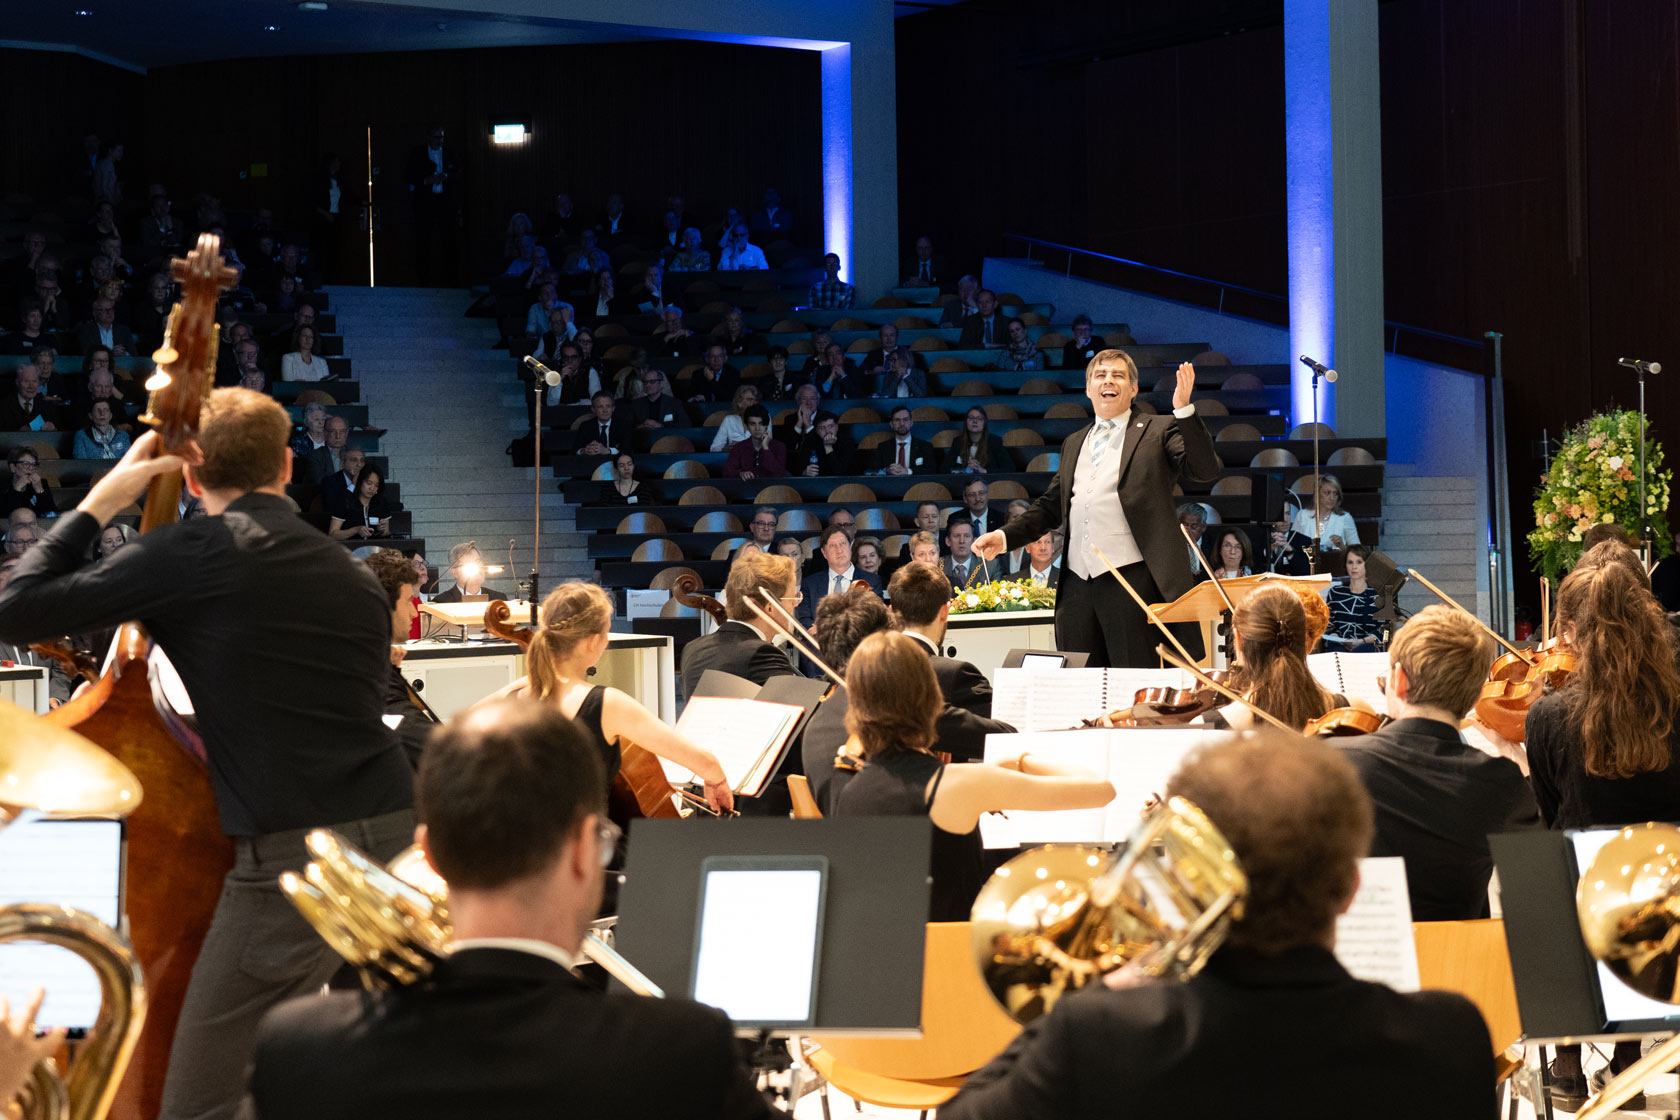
1472, 640, 1576, 743
482, 600, 685, 823
1304, 706, 1387, 738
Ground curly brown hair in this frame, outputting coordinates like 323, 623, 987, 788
1556, 559, 1680, 778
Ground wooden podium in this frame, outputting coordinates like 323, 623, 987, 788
1150, 573, 1332, 666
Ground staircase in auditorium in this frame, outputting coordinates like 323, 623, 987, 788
325, 286, 588, 590
1377, 473, 1485, 620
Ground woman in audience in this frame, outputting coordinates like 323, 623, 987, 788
1291, 473, 1360, 553
1324, 543, 1381, 652
1209, 527, 1253, 580
585, 268, 618, 325
73, 400, 130, 460
131, 272, 174, 351
774, 536, 806, 563
853, 538, 883, 579
502, 212, 534, 260
489, 581, 733, 813
709, 384, 762, 452
281, 325, 327, 382
597, 452, 662, 507
908, 530, 941, 566
0, 304, 56, 356
328, 465, 391, 541
944, 406, 1007, 474
290, 401, 329, 458
1219, 585, 1348, 731
669, 228, 710, 273
833, 631, 1114, 919
756, 346, 803, 401
98, 523, 134, 559
573, 328, 604, 392
503, 235, 538, 278
88, 200, 121, 240
712, 307, 759, 356
1528, 556, 1680, 1106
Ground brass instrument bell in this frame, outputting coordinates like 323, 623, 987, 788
0, 699, 142, 825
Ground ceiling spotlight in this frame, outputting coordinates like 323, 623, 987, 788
74, 8, 93, 14
297, 1, 329, 8
264, 24, 280, 31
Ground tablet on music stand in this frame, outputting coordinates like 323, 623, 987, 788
690, 855, 828, 1029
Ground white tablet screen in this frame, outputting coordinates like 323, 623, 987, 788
1020, 654, 1067, 669
691, 866, 824, 1025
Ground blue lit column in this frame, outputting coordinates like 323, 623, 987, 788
1285, 0, 1384, 436
820, 44, 854, 288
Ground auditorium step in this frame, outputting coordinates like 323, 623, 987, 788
1373, 475, 1486, 622
324, 285, 594, 589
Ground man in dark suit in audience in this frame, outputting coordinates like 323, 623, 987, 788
797, 525, 882, 631
0, 365, 58, 433
900, 235, 950, 289
244, 699, 776, 1120
628, 371, 695, 430
802, 582, 1014, 812
433, 542, 508, 603
941, 518, 989, 589
1059, 314, 1105, 370
941, 733, 1495, 1120
304, 416, 350, 485
869, 406, 938, 476
319, 448, 365, 522
939, 276, 981, 327
1339, 605, 1539, 921
954, 477, 1007, 542
957, 289, 1008, 349
576, 392, 629, 458
1010, 531, 1061, 590
777, 383, 832, 468
679, 552, 802, 698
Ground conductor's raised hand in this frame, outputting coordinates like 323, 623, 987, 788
971, 529, 1007, 562
79, 429, 197, 525
1172, 361, 1196, 411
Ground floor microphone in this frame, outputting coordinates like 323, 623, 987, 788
1298, 355, 1338, 383
523, 355, 562, 385
1618, 358, 1662, 375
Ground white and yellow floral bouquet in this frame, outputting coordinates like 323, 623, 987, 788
1529, 409, 1671, 582
948, 578, 1057, 613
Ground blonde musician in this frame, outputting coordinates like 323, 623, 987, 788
832, 631, 1114, 920
484, 581, 733, 814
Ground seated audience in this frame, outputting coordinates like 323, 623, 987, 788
679, 551, 801, 697
853, 538, 884, 580
859, 324, 923, 378
434, 542, 507, 602
304, 416, 350, 484
73, 400, 131, 460
0, 365, 58, 432
944, 408, 1008, 475
533, 305, 578, 361
668, 228, 711, 273
749, 187, 792, 237
1059, 313, 1104, 370
327, 466, 391, 541
1208, 528, 1253, 580
281, 325, 328, 382
1012, 531, 1060, 588
243, 699, 771, 1119
1324, 544, 1381, 651
741, 506, 778, 552
710, 385, 762, 452
99, 523, 134, 558
717, 224, 768, 271
871, 405, 936, 475
833, 631, 1112, 920
798, 415, 854, 477
940, 732, 1495, 1120
687, 344, 740, 405
648, 306, 696, 358
957, 289, 1008, 349
722, 405, 787, 481
939, 275, 981, 326
624, 262, 666, 313
773, 536, 805, 563
873, 346, 927, 400
629, 371, 694, 430
826, 509, 857, 541
808, 253, 855, 309
1, 304, 57, 356
1292, 474, 1359, 553
577, 393, 629, 458
1221, 586, 1347, 731
798, 524, 882, 629
140, 194, 185, 257
1339, 605, 1538, 921
290, 401, 329, 459
598, 452, 661, 507
808, 344, 862, 399
992, 318, 1044, 372
907, 530, 940, 566
777, 384, 831, 465
525, 280, 572, 339
1179, 503, 1209, 578
1264, 504, 1314, 575
756, 346, 804, 401
318, 448, 366, 522
1, 448, 57, 517
560, 229, 609, 275
956, 477, 1005, 540
900, 236, 947, 288
596, 193, 630, 241
712, 307, 760, 357
582, 268, 618, 326
942, 518, 982, 588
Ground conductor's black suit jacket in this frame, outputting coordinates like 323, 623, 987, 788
941, 945, 1495, 1120
243, 948, 776, 1120
1000, 409, 1221, 603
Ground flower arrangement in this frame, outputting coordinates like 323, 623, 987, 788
1529, 409, 1672, 582
948, 579, 1057, 613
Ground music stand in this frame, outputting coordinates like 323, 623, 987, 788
999, 648, 1090, 669
616, 817, 932, 1036
1151, 574, 1333, 665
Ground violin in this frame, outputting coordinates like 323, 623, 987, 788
1303, 706, 1387, 738
1472, 638, 1575, 743
1079, 673, 1234, 729
482, 600, 688, 823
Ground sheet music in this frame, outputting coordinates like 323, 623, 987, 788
991, 668, 1193, 732
665, 697, 803, 795
1334, 856, 1420, 992
1099, 729, 1226, 841
1307, 652, 1388, 709
0, 820, 122, 1030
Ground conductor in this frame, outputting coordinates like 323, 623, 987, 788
972, 350, 1220, 667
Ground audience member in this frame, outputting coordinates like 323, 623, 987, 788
318, 448, 366, 522
533, 306, 578, 361
327, 466, 391, 541
654, 210, 684, 256
0, 449, 56, 518
541, 192, 576, 244
907, 530, 940, 567
945, 408, 1008, 474
596, 192, 630, 241
872, 346, 928, 401
280, 325, 328, 382
808, 253, 855, 309
993, 318, 1044, 372
629, 371, 694, 430
597, 452, 661, 506
687, 344, 740, 404
434, 542, 508, 602
648, 306, 696, 358
1292, 474, 1359, 553
797, 523, 882, 629
799, 415, 854, 477
624, 262, 666, 313
755, 346, 803, 401
582, 268, 619, 326
668, 228, 711, 273
955, 477, 1004, 540
853, 538, 883, 579
808, 343, 862, 399
943, 518, 980, 587
717, 224, 768, 271
1179, 503, 1209, 578
290, 402, 329, 459
939, 275, 981, 327
709, 385, 762, 452
0, 366, 57, 432
777, 384, 831, 465
578, 392, 629, 458
1208, 528, 1253, 580
130, 271, 174, 350
957, 289, 1008, 348
525, 280, 572, 339
32, 275, 67, 334
72, 401, 130, 460
1060, 313, 1104, 369
304, 415, 350, 484
679, 551, 801, 698
722, 405, 786, 480
749, 187, 793, 237
1338, 606, 1538, 920
99, 523, 134, 558
1324, 544, 1381, 651
746, 507, 778, 550
561, 229, 610, 276
74, 296, 135, 358
712, 307, 760, 357
773, 536, 805, 563
1012, 532, 1060, 588
1264, 503, 1314, 575
900, 236, 947, 288
826, 509, 857, 541
870, 405, 936, 475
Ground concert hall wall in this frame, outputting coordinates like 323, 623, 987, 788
3, 41, 822, 287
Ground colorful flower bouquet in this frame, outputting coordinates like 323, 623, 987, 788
948, 579, 1057, 613
1528, 409, 1671, 582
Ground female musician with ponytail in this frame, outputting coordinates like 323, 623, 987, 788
491, 581, 734, 815
1219, 585, 1350, 731
1526, 556, 1680, 1109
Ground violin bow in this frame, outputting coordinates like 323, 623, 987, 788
1540, 576, 1551, 646
1153, 645, 1297, 735
1180, 522, 1237, 615
1406, 568, 1531, 662
1091, 546, 1202, 670
749, 592, 845, 688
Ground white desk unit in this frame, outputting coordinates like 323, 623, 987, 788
940, 610, 1058, 677
0, 666, 50, 714
399, 632, 676, 723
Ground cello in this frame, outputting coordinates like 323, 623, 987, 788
34, 234, 238, 1120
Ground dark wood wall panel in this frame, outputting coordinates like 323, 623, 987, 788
0, 49, 144, 202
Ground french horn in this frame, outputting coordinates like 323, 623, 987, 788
971, 794, 1246, 1024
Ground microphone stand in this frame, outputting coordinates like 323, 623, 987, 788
526, 360, 561, 626
1636, 363, 1652, 567
1310, 365, 1324, 574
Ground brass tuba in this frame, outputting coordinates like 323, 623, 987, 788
0, 698, 147, 1120
1573, 822, 1680, 1118
281, 829, 662, 996
971, 794, 1246, 1024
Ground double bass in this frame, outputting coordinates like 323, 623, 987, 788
35, 235, 238, 1119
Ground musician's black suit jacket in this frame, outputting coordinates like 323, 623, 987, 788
679, 619, 797, 700
941, 945, 1495, 1120
244, 947, 776, 1120
1000, 409, 1221, 604
432, 585, 507, 603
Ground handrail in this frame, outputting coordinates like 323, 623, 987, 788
1002, 232, 1489, 375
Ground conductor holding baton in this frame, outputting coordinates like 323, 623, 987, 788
972, 350, 1221, 667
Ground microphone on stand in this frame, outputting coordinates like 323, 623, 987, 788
1298, 355, 1338, 383
1618, 358, 1662, 375
523, 355, 563, 385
